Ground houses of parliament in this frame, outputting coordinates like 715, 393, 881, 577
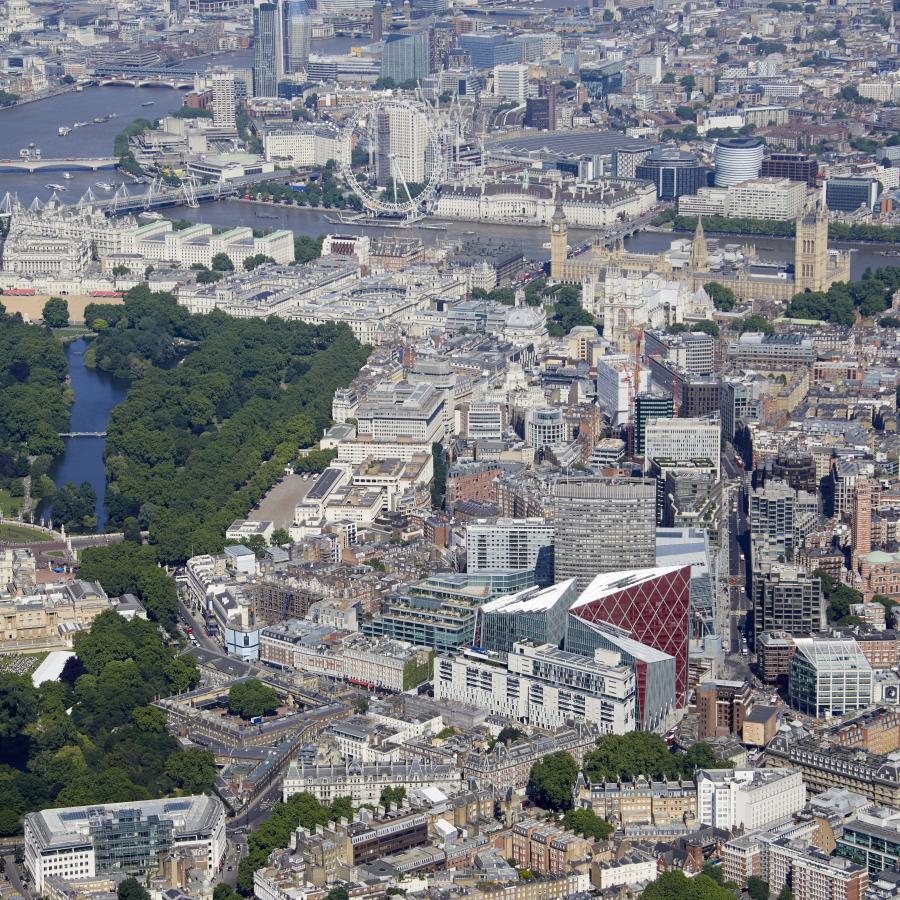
549, 198, 851, 303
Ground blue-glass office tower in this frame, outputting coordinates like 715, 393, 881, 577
457, 33, 519, 69
284, 0, 311, 73
381, 29, 429, 83
253, 1, 279, 96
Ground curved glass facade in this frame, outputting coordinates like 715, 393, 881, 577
714, 137, 765, 187
636, 148, 705, 200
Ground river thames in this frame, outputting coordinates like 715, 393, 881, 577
4, 69, 900, 530
0, 59, 898, 275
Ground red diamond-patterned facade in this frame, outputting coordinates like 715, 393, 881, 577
570, 566, 691, 707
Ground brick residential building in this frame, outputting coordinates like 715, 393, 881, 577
696, 680, 752, 740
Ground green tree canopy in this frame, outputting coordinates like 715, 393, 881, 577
643, 871, 736, 900
379, 786, 406, 808
270, 527, 291, 546
243, 254, 276, 271
738, 314, 774, 335
562, 807, 613, 840
237, 793, 353, 892
42, 297, 69, 328
527, 751, 578, 811
84, 285, 369, 563
704, 281, 736, 312
118, 878, 151, 900
228, 679, 280, 719
0, 673, 38, 738
294, 234, 324, 264
211, 253, 235, 272
583, 732, 732, 782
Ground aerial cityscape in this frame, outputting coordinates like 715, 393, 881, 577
3, 0, 900, 899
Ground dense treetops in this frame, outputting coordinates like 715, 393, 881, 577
643, 871, 738, 900
583, 732, 731, 783
785, 267, 900, 325
0, 610, 212, 836
227, 679, 280, 720
527, 751, 579, 810
78, 542, 180, 632
82, 285, 370, 563
0, 301, 69, 459
525, 733, 733, 817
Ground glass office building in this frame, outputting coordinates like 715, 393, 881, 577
565, 616, 677, 732
283, 0, 311, 73
636, 146, 706, 200
362, 570, 533, 652
24, 796, 227, 894
476, 578, 579, 654
381, 29, 429, 84
825, 177, 880, 213
789, 637, 874, 717
253, 1, 279, 96
457, 33, 519, 69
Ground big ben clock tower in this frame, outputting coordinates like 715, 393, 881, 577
550, 200, 568, 281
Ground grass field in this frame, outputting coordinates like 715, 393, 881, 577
54, 326, 96, 343
0, 487, 24, 518
0, 521, 53, 542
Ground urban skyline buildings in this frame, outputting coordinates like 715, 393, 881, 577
553, 478, 657, 590
253, 0, 311, 96
381, 29, 430, 85
568, 566, 692, 707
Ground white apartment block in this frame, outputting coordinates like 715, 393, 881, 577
595, 354, 633, 426
434, 641, 636, 734
435, 181, 656, 228
459, 402, 506, 440
263, 126, 343, 166
465, 518, 555, 575
637, 56, 662, 83
493, 63, 528, 102
336, 438, 437, 465
697, 768, 806, 832
645, 417, 721, 479
597, 850, 658, 890
679, 178, 807, 221
282, 761, 462, 805
857, 81, 900, 103
210, 70, 237, 128
24, 796, 227, 893
385, 104, 429, 184
119, 220, 294, 269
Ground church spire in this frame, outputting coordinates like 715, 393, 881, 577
691, 216, 708, 272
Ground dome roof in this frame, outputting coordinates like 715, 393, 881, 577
506, 307, 542, 328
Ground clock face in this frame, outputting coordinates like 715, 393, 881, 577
553, 224, 560, 232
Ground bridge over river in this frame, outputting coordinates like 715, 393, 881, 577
0, 157, 118, 173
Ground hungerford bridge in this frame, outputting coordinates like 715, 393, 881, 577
0, 170, 289, 216
0, 179, 236, 214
